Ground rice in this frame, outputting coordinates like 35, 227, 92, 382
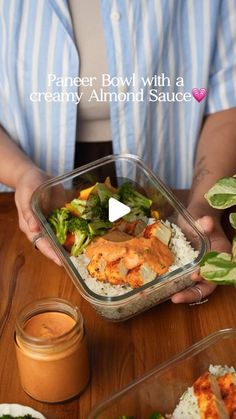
71, 221, 198, 298
72, 253, 133, 297
171, 387, 199, 419
208, 364, 236, 376
69, 220, 200, 319
70, 220, 199, 319
167, 222, 198, 272
171, 365, 236, 419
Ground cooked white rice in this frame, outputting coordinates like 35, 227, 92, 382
171, 365, 236, 419
171, 386, 199, 419
209, 364, 236, 376
71, 221, 198, 298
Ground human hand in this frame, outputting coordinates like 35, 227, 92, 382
14, 167, 62, 265
171, 211, 231, 304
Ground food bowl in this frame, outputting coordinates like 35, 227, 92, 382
87, 328, 236, 418
31, 154, 209, 321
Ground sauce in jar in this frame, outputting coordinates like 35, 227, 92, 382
15, 298, 90, 403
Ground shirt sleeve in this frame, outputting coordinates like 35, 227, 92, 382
205, 0, 236, 115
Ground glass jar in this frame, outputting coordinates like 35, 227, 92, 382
15, 298, 90, 403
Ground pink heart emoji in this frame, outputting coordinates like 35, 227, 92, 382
192, 88, 207, 102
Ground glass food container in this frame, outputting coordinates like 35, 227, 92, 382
31, 154, 209, 322
88, 328, 236, 418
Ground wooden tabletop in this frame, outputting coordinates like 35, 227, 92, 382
0, 192, 235, 419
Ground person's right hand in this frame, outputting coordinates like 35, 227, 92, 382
14, 166, 62, 265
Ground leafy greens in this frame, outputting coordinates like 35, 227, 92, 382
47, 179, 152, 256
200, 175, 236, 285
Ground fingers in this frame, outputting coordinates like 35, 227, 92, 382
195, 215, 231, 252
31, 236, 62, 266
35, 238, 62, 265
19, 208, 62, 265
17, 208, 62, 265
171, 281, 216, 304
196, 215, 214, 235
14, 168, 62, 265
26, 214, 39, 232
16, 200, 40, 234
15, 190, 37, 232
171, 212, 230, 305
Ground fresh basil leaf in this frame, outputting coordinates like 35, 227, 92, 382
229, 213, 236, 230
204, 176, 236, 209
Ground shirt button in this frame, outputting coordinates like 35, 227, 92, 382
111, 11, 121, 22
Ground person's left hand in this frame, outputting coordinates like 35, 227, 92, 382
14, 166, 62, 265
171, 210, 232, 304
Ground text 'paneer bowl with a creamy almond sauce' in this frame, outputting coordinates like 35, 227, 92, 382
31, 154, 209, 321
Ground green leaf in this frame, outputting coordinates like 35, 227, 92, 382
115, 416, 136, 419
232, 236, 236, 262
200, 251, 219, 266
229, 213, 236, 230
149, 413, 165, 419
208, 194, 236, 209
204, 176, 236, 209
200, 252, 236, 285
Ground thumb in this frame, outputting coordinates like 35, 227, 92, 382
196, 215, 214, 235
21, 204, 40, 233
27, 215, 40, 232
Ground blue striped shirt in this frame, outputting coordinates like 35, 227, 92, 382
0, 0, 236, 191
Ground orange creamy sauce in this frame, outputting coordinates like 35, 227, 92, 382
16, 311, 89, 402
86, 235, 173, 271
86, 231, 173, 287
24, 312, 75, 339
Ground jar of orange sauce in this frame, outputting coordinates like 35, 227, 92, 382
15, 298, 90, 403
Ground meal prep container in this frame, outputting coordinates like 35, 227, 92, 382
31, 154, 209, 321
88, 328, 236, 418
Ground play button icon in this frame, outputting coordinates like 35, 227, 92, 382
108, 197, 131, 222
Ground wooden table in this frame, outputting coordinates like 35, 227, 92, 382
0, 192, 235, 419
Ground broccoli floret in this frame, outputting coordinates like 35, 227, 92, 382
94, 183, 119, 206
67, 217, 112, 256
119, 182, 152, 209
68, 217, 89, 233
69, 198, 87, 216
70, 184, 119, 221
83, 194, 103, 219
69, 194, 106, 220
119, 182, 152, 221
68, 217, 90, 256
70, 230, 91, 256
48, 208, 71, 244
88, 220, 112, 236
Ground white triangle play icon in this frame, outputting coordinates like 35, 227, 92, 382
108, 197, 131, 222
